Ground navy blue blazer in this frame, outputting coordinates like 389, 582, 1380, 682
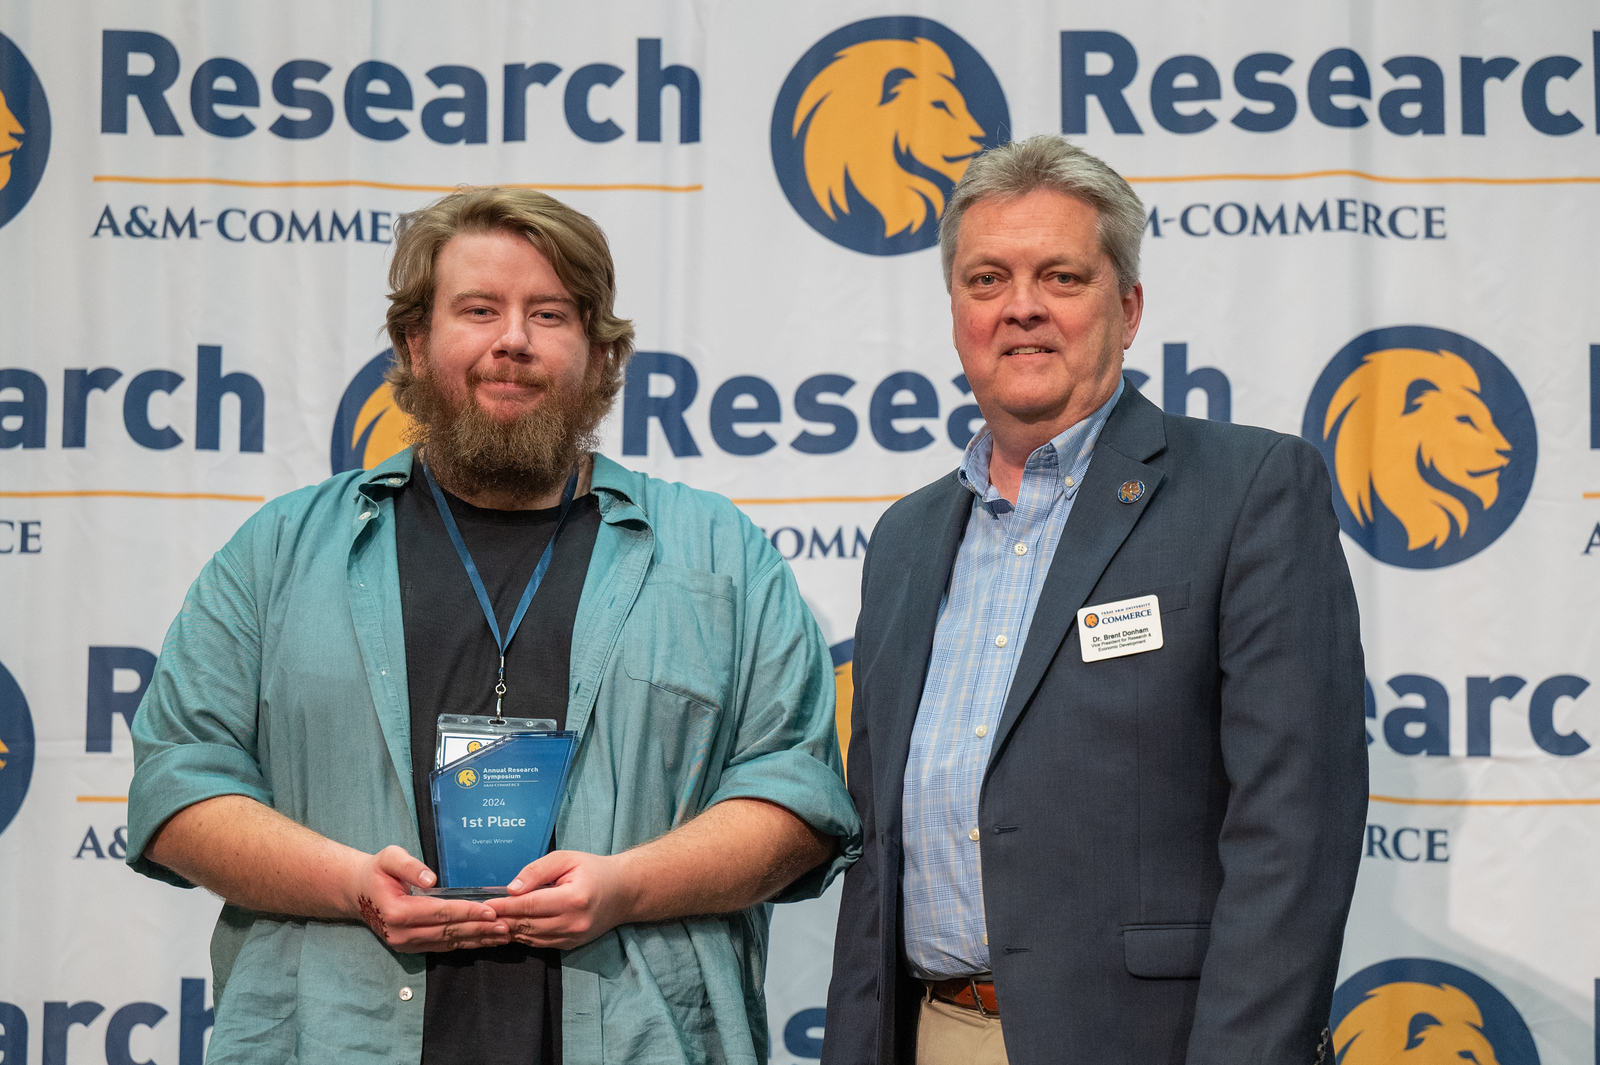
822, 382, 1367, 1065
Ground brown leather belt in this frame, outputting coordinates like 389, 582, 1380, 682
926, 976, 999, 1016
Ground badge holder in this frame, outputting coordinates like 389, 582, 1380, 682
419, 728, 579, 900
434, 714, 557, 772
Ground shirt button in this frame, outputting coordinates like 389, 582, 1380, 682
399, 987, 414, 1001
969, 828, 981, 842
994, 634, 1008, 648
1064, 475, 1076, 488
975, 725, 988, 738
1013, 542, 1027, 556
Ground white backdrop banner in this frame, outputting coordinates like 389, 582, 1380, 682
2, 3, 1598, 1062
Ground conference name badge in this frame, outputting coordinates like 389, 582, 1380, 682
1078, 594, 1163, 662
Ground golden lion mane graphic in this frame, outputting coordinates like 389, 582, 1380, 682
0, 87, 26, 191
351, 380, 415, 470
1333, 982, 1501, 1064
1324, 348, 1512, 551
793, 37, 985, 239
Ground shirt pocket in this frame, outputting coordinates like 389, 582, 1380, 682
615, 565, 737, 819
621, 563, 737, 711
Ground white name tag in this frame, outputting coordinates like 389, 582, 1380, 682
1078, 594, 1163, 662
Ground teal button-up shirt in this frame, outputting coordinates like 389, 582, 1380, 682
127, 450, 861, 1065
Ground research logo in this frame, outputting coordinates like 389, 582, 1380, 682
1303, 326, 1535, 568
1331, 958, 1538, 1064
771, 17, 1008, 255
455, 768, 479, 789
0, 657, 36, 837
0, 33, 50, 230
331, 349, 416, 473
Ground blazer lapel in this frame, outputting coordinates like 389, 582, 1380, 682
874, 473, 972, 837
985, 385, 1169, 775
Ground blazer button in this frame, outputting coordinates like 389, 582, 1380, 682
399, 987, 414, 1001
969, 828, 980, 842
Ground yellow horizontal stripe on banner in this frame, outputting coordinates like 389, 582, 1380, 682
93, 175, 702, 193
730, 494, 904, 505
0, 490, 265, 502
77, 796, 128, 803
1370, 793, 1600, 807
1585, 492, 1600, 499
1125, 169, 1600, 186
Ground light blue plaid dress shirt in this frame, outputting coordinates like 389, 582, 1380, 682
901, 380, 1123, 980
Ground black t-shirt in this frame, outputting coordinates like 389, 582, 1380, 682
394, 474, 601, 1065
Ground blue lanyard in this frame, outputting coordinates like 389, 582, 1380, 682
421, 463, 580, 722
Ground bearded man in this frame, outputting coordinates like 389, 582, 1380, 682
125, 187, 860, 1065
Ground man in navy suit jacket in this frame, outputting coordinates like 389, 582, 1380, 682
822, 136, 1367, 1065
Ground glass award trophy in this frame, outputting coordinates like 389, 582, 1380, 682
424, 729, 579, 899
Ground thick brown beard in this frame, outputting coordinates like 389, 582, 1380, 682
396, 348, 613, 504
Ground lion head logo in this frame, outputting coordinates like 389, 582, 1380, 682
772, 18, 1008, 255
0, 33, 51, 231
0, 88, 24, 192
794, 37, 984, 240
455, 768, 478, 789
347, 380, 413, 470
831, 640, 854, 781
1305, 327, 1536, 569
1330, 959, 1539, 1065
1334, 982, 1500, 1065
1324, 347, 1511, 551
331, 350, 417, 473
0, 658, 35, 839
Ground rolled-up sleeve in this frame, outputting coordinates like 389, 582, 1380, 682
704, 553, 862, 902
127, 525, 273, 887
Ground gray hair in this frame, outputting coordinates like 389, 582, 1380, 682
939, 134, 1145, 294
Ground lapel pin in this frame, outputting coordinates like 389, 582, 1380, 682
1118, 480, 1145, 504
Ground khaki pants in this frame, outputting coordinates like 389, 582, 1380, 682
915, 996, 1010, 1065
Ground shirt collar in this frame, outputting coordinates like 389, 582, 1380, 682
958, 378, 1125, 513
355, 448, 639, 522
355, 447, 415, 499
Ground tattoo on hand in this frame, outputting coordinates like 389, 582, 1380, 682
358, 895, 388, 941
